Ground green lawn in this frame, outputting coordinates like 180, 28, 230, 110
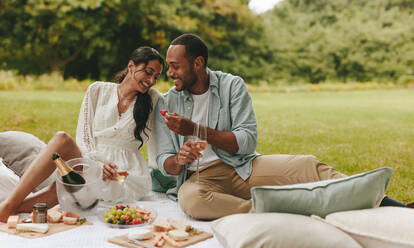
1, 89, 413, 203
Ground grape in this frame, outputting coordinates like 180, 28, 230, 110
103, 205, 152, 225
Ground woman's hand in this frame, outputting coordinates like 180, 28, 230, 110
102, 162, 119, 180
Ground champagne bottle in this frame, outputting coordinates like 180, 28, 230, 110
52, 153, 86, 185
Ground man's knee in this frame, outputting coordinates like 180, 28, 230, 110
178, 183, 211, 219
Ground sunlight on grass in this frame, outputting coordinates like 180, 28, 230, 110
1, 89, 413, 202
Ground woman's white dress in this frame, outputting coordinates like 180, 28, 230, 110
76, 81, 159, 202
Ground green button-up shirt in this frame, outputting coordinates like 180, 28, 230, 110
154, 69, 259, 199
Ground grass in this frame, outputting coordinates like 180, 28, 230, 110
1, 89, 413, 203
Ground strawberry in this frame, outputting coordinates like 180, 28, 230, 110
159, 109, 168, 116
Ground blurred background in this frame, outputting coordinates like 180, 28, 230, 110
1, 0, 414, 88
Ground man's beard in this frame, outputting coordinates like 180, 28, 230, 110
182, 68, 198, 91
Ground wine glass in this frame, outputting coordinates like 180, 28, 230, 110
192, 123, 208, 183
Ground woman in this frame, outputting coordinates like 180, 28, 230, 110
0, 46, 164, 222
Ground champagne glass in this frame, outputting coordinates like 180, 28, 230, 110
192, 123, 208, 183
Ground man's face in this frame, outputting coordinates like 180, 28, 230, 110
166, 45, 197, 92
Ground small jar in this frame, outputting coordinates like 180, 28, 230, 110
33, 203, 47, 223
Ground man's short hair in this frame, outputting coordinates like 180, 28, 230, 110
171, 34, 208, 67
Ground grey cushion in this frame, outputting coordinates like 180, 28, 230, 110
251, 167, 393, 217
210, 213, 362, 248
0, 131, 46, 177
321, 207, 414, 248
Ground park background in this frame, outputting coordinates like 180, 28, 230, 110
1, 0, 413, 203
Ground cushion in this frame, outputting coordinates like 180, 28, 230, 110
0, 131, 46, 177
210, 213, 362, 248
0, 131, 54, 191
251, 167, 393, 217
321, 207, 414, 248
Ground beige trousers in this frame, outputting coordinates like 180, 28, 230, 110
178, 155, 346, 220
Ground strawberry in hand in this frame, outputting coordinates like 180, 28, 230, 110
160, 109, 168, 116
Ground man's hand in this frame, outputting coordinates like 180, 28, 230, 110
163, 113, 194, 137
164, 140, 203, 175
177, 140, 202, 165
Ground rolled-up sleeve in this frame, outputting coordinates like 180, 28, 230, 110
230, 78, 258, 155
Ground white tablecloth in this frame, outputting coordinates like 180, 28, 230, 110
0, 192, 222, 248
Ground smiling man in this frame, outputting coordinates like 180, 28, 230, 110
153, 34, 407, 220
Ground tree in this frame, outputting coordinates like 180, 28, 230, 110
0, 0, 270, 83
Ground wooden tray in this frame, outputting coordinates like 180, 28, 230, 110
109, 230, 214, 248
0, 222, 92, 239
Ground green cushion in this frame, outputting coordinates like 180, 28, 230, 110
251, 167, 393, 217
150, 168, 176, 193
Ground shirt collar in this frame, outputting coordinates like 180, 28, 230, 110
180, 68, 218, 100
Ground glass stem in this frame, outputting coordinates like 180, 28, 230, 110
196, 159, 200, 183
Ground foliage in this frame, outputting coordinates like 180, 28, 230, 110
2, 0, 414, 84
1, 89, 413, 202
0, 0, 268, 83
262, 0, 414, 84
2, 69, 405, 93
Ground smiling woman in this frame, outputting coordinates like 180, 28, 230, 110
0, 46, 164, 222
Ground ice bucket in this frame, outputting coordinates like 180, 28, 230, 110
55, 157, 102, 217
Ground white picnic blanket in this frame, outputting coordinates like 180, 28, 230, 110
0, 192, 222, 248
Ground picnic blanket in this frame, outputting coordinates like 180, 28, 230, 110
0, 192, 221, 248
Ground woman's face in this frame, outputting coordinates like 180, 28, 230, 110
130, 60, 163, 93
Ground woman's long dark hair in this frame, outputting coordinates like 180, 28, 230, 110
113, 46, 164, 149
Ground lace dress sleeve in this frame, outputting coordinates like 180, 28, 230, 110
76, 82, 109, 164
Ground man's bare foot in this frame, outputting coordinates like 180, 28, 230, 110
0, 200, 16, 222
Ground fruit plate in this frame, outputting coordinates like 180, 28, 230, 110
97, 204, 157, 229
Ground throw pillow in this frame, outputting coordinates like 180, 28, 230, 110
0, 131, 54, 191
0, 131, 46, 177
251, 167, 393, 217
322, 207, 414, 248
210, 213, 362, 248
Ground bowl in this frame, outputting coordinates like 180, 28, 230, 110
55, 157, 102, 217
97, 205, 157, 229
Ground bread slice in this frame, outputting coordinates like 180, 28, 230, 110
152, 219, 171, 232
62, 216, 78, 225
167, 218, 191, 232
168, 230, 189, 241
7, 215, 19, 229
47, 208, 63, 223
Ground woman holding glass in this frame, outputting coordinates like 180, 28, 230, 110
0, 46, 163, 222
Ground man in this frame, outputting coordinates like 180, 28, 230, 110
154, 34, 406, 220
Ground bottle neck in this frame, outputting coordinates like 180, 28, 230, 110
54, 158, 73, 177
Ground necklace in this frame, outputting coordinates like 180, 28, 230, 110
118, 86, 132, 106
117, 86, 132, 116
